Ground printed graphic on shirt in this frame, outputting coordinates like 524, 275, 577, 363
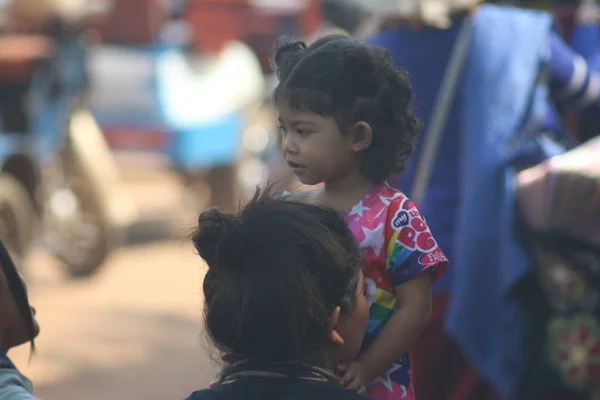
345, 182, 448, 400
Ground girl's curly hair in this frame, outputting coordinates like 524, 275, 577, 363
273, 35, 421, 183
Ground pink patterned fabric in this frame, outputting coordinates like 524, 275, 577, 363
345, 182, 448, 399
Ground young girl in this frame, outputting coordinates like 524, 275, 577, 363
275, 35, 448, 399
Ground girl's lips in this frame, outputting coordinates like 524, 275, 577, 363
287, 162, 307, 172
287, 161, 305, 168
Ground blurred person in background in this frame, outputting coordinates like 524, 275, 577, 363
5, 0, 91, 32
346, 0, 600, 399
317, 0, 364, 35
0, 242, 39, 400
187, 188, 369, 400
248, 0, 311, 37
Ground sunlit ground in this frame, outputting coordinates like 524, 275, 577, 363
10, 238, 217, 400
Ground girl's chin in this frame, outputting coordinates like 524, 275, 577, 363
295, 176, 322, 187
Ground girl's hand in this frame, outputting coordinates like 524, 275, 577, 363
338, 361, 370, 394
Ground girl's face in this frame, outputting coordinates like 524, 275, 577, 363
278, 101, 359, 186
0, 268, 39, 352
331, 271, 369, 363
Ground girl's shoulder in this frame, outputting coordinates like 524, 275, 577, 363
361, 182, 410, 211
281, 187, 322, 204
378, 182, 407, 200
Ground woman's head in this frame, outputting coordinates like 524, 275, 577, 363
0, 242, 39, 353
192, 188, 368, 365
274, 35, 420, 186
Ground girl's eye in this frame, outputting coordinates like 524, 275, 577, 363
297, 129, 311, 136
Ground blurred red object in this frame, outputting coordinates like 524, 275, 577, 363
555, 3, 578, 38
184, 0, 248, 54
184, 0, 322, 69
103, 0, 166, 45
0, 35, 52, 82
297, 0, 321, 37
103, 125, 169, 150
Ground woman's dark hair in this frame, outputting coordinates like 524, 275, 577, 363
273, 35, 421, 183
191, 186, 362, 363
0, 241, 36, 349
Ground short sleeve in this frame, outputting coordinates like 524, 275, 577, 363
384, 196, 448, 287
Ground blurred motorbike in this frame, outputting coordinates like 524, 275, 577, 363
0, 0, 136, 276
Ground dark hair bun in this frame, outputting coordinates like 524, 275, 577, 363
273, 39, 307, 79
192, 208, 239, 269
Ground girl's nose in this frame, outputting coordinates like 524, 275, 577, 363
281, 135, 298, 155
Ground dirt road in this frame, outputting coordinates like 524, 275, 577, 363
9, 240, 217, 400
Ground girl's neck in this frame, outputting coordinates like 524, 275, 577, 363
322, 173, 376, 212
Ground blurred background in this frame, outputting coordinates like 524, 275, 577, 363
0, 0, 591, 399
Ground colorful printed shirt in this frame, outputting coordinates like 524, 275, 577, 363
345, 182, 448, 400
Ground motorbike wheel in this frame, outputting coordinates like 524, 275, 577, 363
45, 108, 126, 279
0, 173, 36, 260
47, 146, 114, 278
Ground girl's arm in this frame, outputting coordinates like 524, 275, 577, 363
358, 274, 432, 381
549, 32, 600, 116
339, 274, 433, 392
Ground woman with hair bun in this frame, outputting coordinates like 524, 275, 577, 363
187, 187, 370, 400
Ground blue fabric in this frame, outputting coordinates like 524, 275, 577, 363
154, 48, 243, 168
166, 113, 243, 169
369, 19, 463, 294
571, 23, 600, 71
369, 12, 587, 295
549, 30, 600, 116
371, 5, 554, 399
445, 6, 553, 400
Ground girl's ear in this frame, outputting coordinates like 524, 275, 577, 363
327, 306, 345, 346
350, 122, 373, 153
